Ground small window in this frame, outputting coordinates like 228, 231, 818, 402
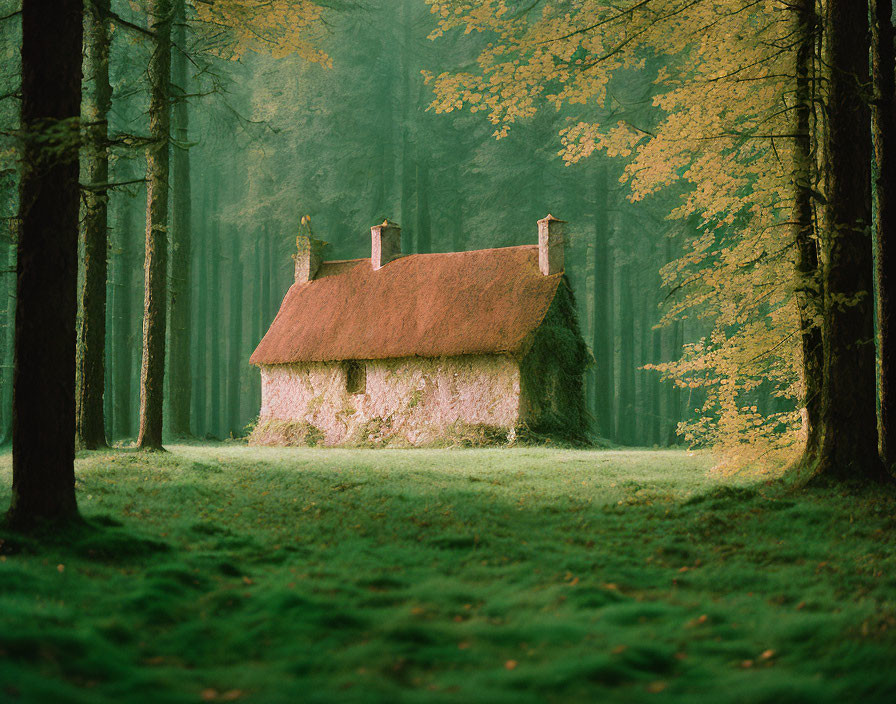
345, 360, 366, 394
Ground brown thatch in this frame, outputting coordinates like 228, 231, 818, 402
250, 245, 562, 364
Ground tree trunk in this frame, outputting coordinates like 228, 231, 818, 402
208, 215, 221, 438
591, 165, 614, 439
618, 260, 635, 445
872, 0, 896, 471
168, 0, 192, 437
650, 290, 662, 445
112, 199, 134, 440
1, 221, 16, 445
227, 237, 242, 436
813, 0, 887, 482
250, 227, 262, 418
191, 182, 207, 436
791, 0, 824, 462
137, 0, 172, 451
7, 0, 82, 527
75, 0, 112, 450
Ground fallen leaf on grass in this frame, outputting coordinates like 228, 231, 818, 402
760, 649, 775, 660
647, 681, 667, 693
505, 660, 518, 670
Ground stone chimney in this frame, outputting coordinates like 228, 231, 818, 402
294, 234, 326, 283
538, 214, 565, 276
371, 219, 402, 270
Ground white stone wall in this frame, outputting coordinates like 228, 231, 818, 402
254, 355, 521, 446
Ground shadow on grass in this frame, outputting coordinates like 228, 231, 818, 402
0, 513, 170, 562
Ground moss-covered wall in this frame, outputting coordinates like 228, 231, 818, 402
252, 355, 521, 446
518, 279, 590, 441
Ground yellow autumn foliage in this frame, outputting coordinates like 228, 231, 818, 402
193, 0, 332, 64
426, 0, 813, 471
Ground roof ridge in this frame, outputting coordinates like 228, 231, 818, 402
319, 243, 538, 267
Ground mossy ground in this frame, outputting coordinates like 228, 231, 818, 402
1, 445, 895, 703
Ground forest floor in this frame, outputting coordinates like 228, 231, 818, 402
1, 445, 895, 703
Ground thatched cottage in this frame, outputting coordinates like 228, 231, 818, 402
249, 216, 589, 446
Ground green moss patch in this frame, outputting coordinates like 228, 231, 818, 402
1, 446, 895, 703
249, 419, 324, 447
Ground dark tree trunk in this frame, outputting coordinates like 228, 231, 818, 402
137, 0, 172, 450
1, 220, 16, 445
7, 0, 82, 527
872, 0, 896, 471
813, 0, 887, 482
76, 0, 112, 450
791, 0, 823, 462
168, 0, 192, 437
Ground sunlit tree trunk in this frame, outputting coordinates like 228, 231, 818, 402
8, 0, 82, 527
813, 0, 887, 482
168, 0, 192, 437
790, 0, 823, 462
872, 0, 896, 471
76, 0, 112, 450
137, 0, 172, 450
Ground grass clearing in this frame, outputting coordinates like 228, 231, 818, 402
1, 445, 895, 703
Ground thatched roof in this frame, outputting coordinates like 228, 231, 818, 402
249, 244, 563, 364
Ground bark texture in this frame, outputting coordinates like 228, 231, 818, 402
872, 0, 896, 471
168, 0, 192, 437
814, 0, 886, 481
1, 221, 17, 445
137, 0, 172, 450
76, 0, 112, 450
8, 0, 83, 526
791, 0, 823, 461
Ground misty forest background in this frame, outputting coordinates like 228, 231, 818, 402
1, 0, 893, 474
0, 0, 702, 451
